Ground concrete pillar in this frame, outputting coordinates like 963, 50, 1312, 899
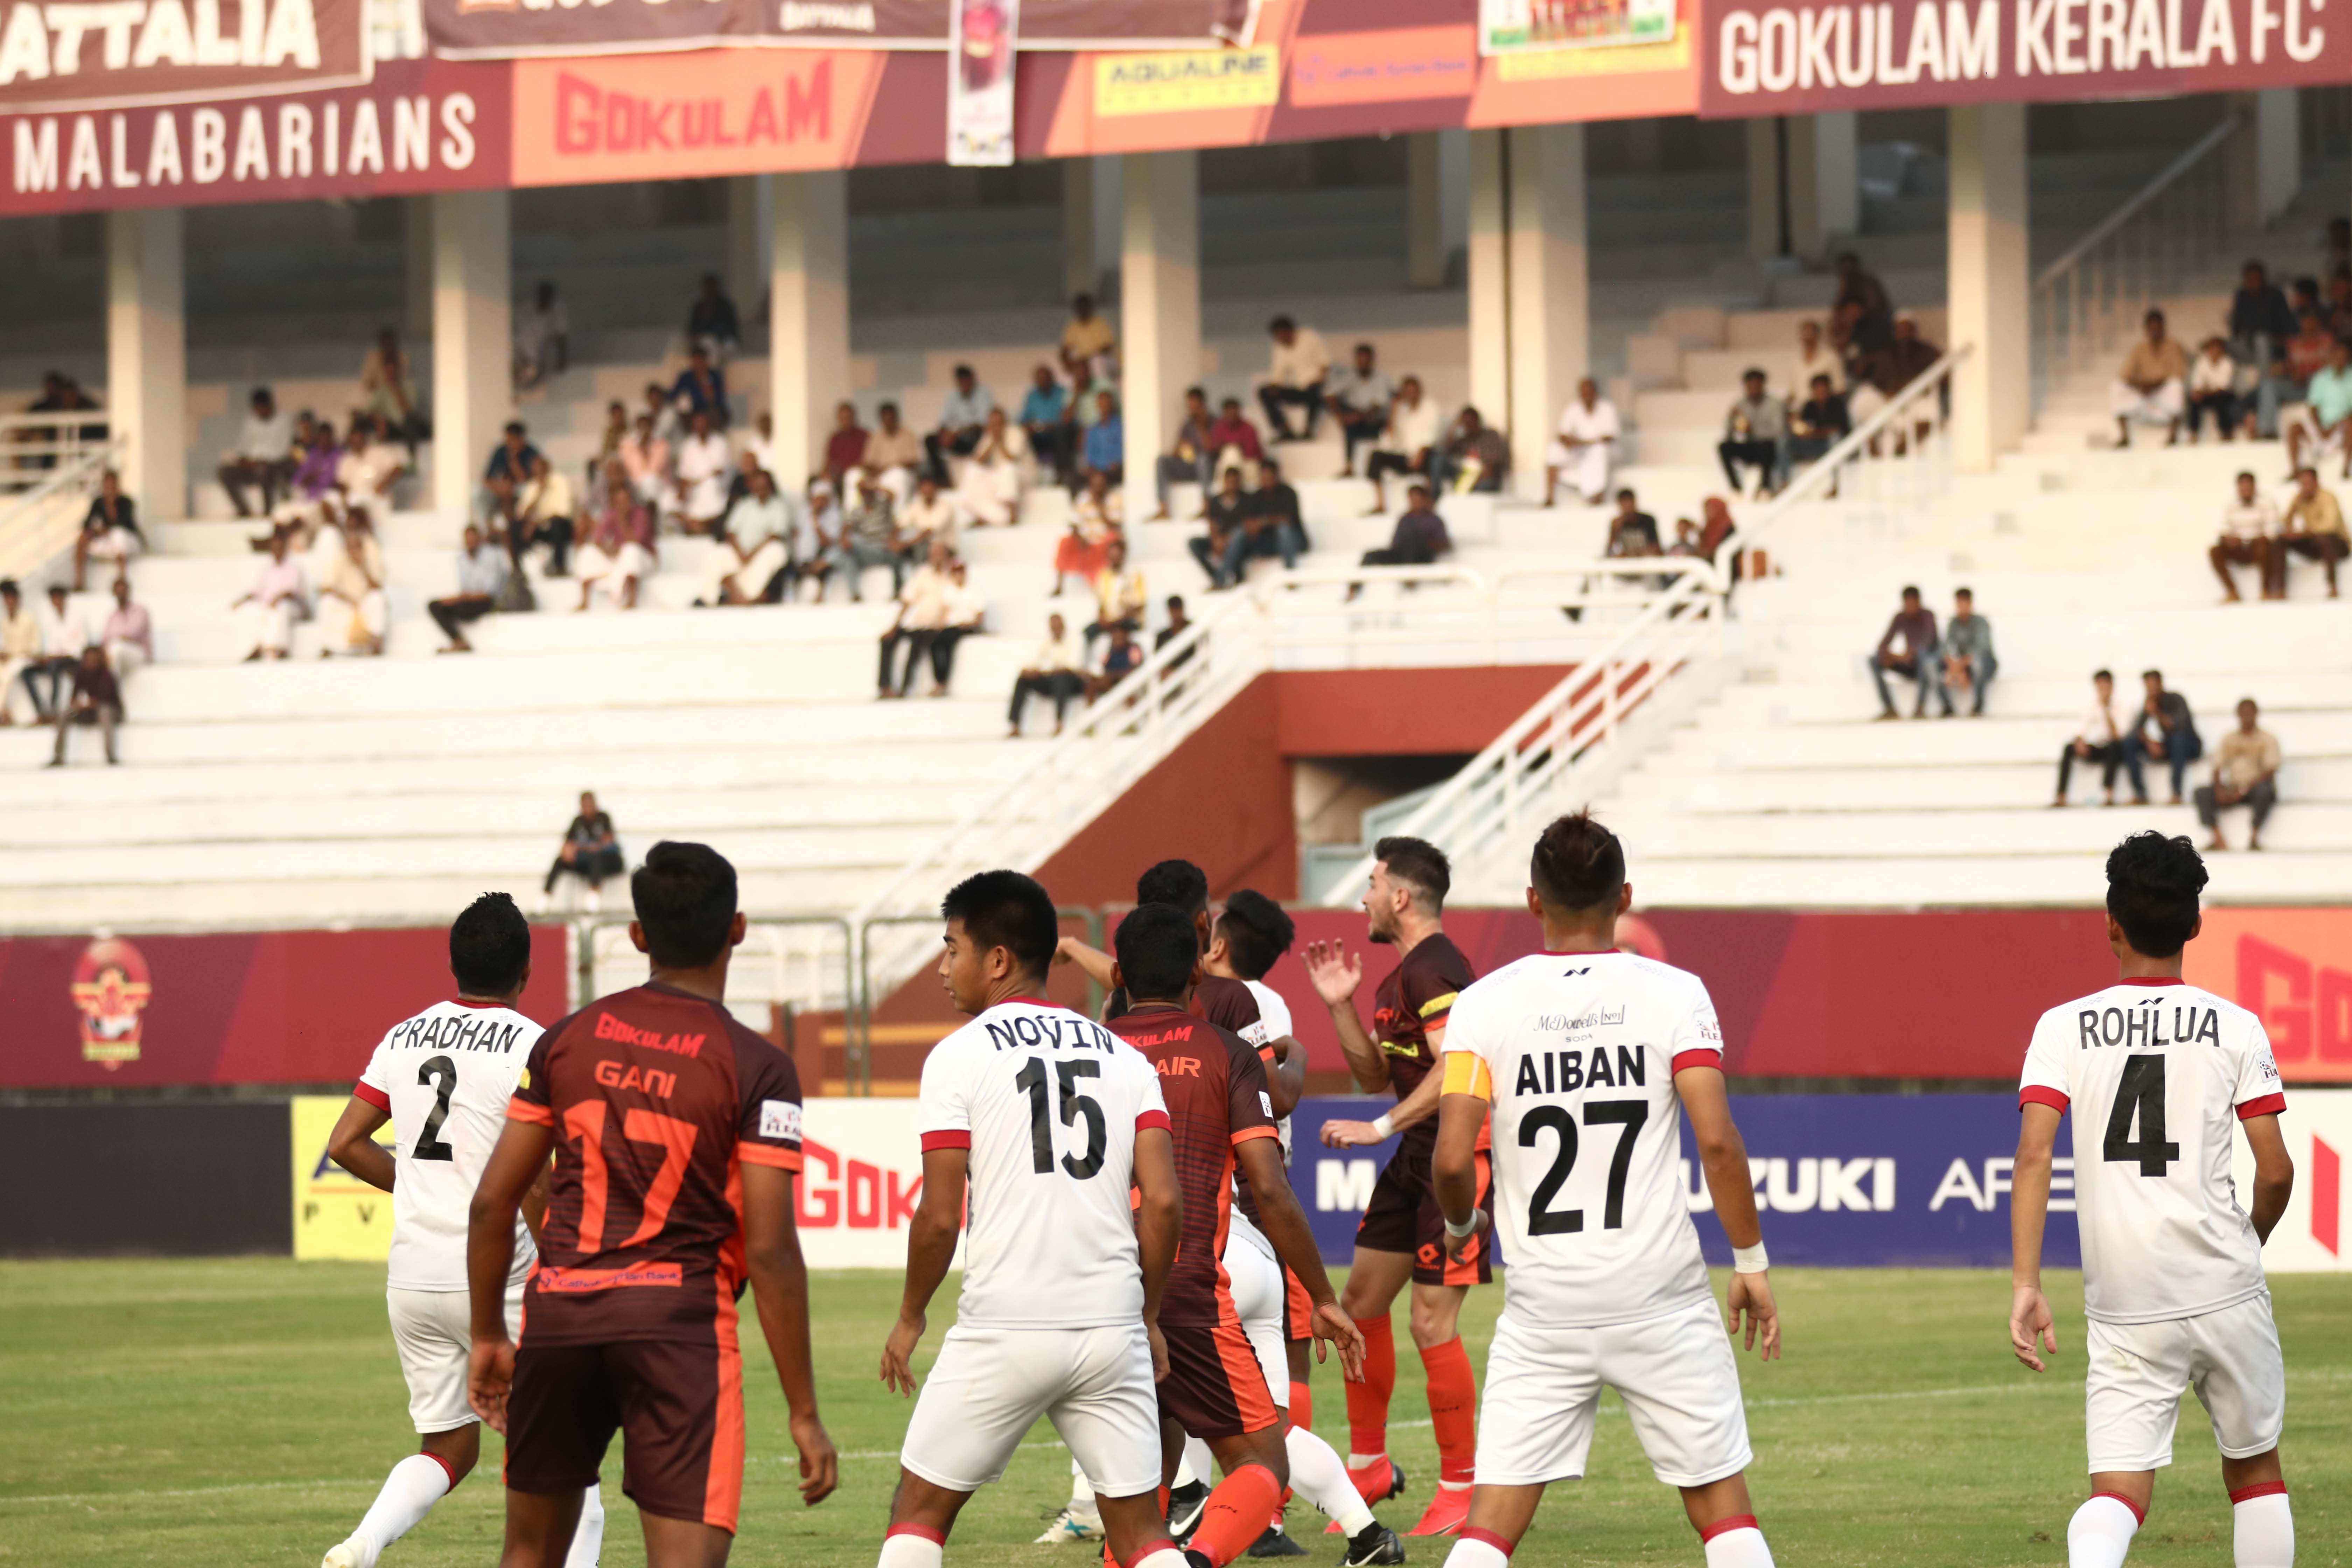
1439, 128, 1470, 275
726, 175, 772, 327
769, 170, 850, 490
2256, 90, 2299, 229
1814, 113, 1860, 243
1118, 149, 1200, 525
1948, 102, 2029, 474
1505, 123, 1589, 498
1093, 158, 1125, 301
104, 208, 186, 516
1407, 131, 1445, 289
432, 189, 512, 518
1063, 157, 1097, 300
1775, 114, 1860, 263
1466, 129, 1510, 437
1745, 117, 1782, 257
404, 196, 433, 335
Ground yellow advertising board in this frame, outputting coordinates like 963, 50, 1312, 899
292, 1096, 394, 1263
1093, 47, 1282, 117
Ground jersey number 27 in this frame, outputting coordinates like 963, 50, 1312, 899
1522, 1100, 1648, 1235
1015, 1058, 1106, 1179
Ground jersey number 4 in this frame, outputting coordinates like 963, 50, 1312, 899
1014, 1057, 1106, 1180
2103, 1055, 2182, 1177
1521, 1100, 1648, 1235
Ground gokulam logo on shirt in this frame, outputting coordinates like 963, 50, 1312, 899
760, 1099, 802, 1140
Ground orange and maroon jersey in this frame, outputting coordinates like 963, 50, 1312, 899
1109, 1003, 1277, 1325
1372, 933, 1475, 1153
507, 982, 803, 1345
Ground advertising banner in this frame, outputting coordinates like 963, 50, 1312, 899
0, 0, 371, 113
1699, 0, 2351, 117
946, 0, 1016, 164
1480, 0, 1678, 54
292, 1093, 395, 1262
2186, 906, 2352, 1083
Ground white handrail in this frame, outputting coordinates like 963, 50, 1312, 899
0, 432, 125, 582
2033, 118, 2239, 291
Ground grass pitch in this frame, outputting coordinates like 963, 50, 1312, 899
0, 1261, 2344, 1568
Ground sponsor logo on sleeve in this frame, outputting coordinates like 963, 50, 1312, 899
760, 1099, 803, 1140
1260, 1091, 1275, 1118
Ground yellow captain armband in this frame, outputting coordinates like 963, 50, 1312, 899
1440, 1051, 1493, 1101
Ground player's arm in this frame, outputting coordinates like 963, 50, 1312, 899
881, 1146, 967, 1396
1054, 934, 1115, 989
2242, 1113, 2295, 1244
1302, 939, 1386, 1093
741, 1160, 839, 1505
324, 1096, 395, 1193
1431, 1057, 1487, 1253
1680, 1062, 1780, 1362
2008, 1101, 2062, 1373
1265, 1035, 1306, 1119
1234, 1133, 1365, 1380
1132, 1124, 1183, 1383
464, 1115, 555, 1433
519, 1162, 552, 1241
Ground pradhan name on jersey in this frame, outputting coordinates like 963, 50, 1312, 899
380, 1010, 531, 1056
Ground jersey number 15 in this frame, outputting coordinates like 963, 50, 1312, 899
1015, 1057, 1106, 1180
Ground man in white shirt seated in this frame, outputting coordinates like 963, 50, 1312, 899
878, 540, 955, 699
672, 410, 733, 536
1792, 317, 1843, 399
900, 474, 961, 557
2211, 469, 2277, 602
2187, 335, 2245, 442
1007, 610, 1086, 736
336, 422, 406, 517
1259, 315, 1332, 441
428, 524, 510, 652
22, 582, 93, 721
2054, 668, 2150, 808
316, 525, 389, 657
512, 454, 577, 578
1364, 376, 1443, 514
929, 557, 986, 694
1323, 342, 1394, 476
1545, 377, 1621, 507
698, 469, 792, 607
955, 408, 1029, 528
232, 531, 309, 661
217, 386, 295, 518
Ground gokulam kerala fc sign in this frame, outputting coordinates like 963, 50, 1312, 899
70, 938, 152, 1071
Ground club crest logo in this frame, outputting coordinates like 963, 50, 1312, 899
70, 938, 152, 1071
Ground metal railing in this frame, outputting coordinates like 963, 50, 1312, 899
574, 910, 855, 1072
2031, 117, 2239, 411
0, 416, 123, 583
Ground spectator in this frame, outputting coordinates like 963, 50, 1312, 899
46, 644, 121, 768
217, 387, 294, 518
1325, 343, 1394, 476
2272, 465, 2348, 597
2286, 337, 2352, 477
1347, 483, 1451, 601
877, 540, 955, 699
1829, 252, 1894, 363
1937, 586, 1995, 718
359, 330, 425, 450
1437, 406, 1510, 493
335, 421, 404, 520
1020, 366, 1072, 483
725, 447, 768, 509
1008, 611, 1087, 736
316, 524, 388, 657
21, 582, 90, 719
514, 279, 569, 389
1152, 387, 1217, 521
863, 402, 924, 510
2227, 260, 2296, 368
1090, 622, 1142, 701
574, 483, 654, 611
1192, 467, 1251, 587
956, 408, 1029, 528
1155, 594, 1192, 656
698, 469, 791, 607
1718, 369, 1787, 497
511, 454, 576, 578
640, 379, 681, 446
685, 274, 741, 360
2328, 268, 2352, 341
792, 479, 843, 602
2186, 336, 2243, 441
1366, 375, 1443, 514
2195, 699, 2281, 851
1868, 584, 1937, 720
588, 400, 629, 490
1078, 391, 1124, 488
1696, 496, 1738, 568
2136, 670, 2202, 806
100, 575, 152, 679
1793, 318, 1844, 395
1060, 293, 1116, 379
1217, 457, 1305, 587
1259, 315, 1331, 441
673, 410, 733, 536
2054, 668, 2149, 807
481, 421, 540, 527
1606, 488, 1661, 556
927, 558, 985, 694
25, 371, 104, 467
670, 345, 730, 432
270, 419, 347, 542
1085, 537, 1146, 648
901, 474, 961, 556
1786, 373, 1851, 471
2258, 308, 2334, 439
1068, 361, 1118, 461
1055, 470, 1124, 595
0, 579, 31, 726
1546, 378, 1620, 508
543, 792, 622, 912
926, 365, 996, 482
824, 400, 870, 492
72, 469, 142, 591
1205, 396, 1264, 488
2211, 469, 2277, 602
1846, 316, 1942, 440
2111, 309, 2188, 447
428, 524, 508, 652
739, 410, 777, 478
834, 472, 910, 601
231, 532, 307, 661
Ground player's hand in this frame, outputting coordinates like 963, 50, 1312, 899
1444, 1208, 1490, 1265
1147, 1320, 1170, 1384
880, 1310, 926, 1396
1320, 1119, 1387, 1149
1054, 935, 1078, 965
1302, 939, 1363, 1007
1725, 1270, 1780, 1362
790, 1409, 839, 1505
2010, 1284, 2057, 1373
1308, 1300, 1367, 1382
467, 1335, 516, 1433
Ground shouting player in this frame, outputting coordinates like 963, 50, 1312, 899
1304, 836, 1489, 1535
467, 841, 839, 1568
1430, 812, 1782, 1568
877, 871, 1192, 1568
2010, 832, 2296, 1568
320, 894, 606, 1568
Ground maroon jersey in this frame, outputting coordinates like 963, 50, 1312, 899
1197, 975, 1267, 1046
1370, 933, 1475, 1153
1110, 1004, 1278, 1325
506, 982, 803, 1345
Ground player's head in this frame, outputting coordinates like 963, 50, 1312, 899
939, 869, 1059, 1013
628, 841, 745, 972
1527, 811, 1630, 929
1135, 858, 1211, 948
2104, 831, 2207, 960
449, 892, 532, 1000
1365, 835, 1449, 943
1212, 889, 1294, 982
1112, 903, 1202, 1006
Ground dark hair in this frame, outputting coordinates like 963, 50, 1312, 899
1214, 890, 1295, 981
1114, 903, 1199, 1003
1743, 366, 1767, 381
2094, 667, 2114, 682
1260, 456, 1281, 474
1900, 584, 1920, 598
2142, 668, 2163, 682
2145, 308, 2165, 323
1167, 594, 1186, 611
2237, 470, 2256, 483
504, 420, 526, 437
1955, 586, 1973, 599
954, 363, 974, 378
2105, 832, 2207, 958
941, 869, 1059, 977
1375, 835, 1450, 913
1268, 315, 1295, 333
0, 578, 16, 595
1529, 811, 1626, 911
1136, 859, 1210, 919
450, 892, 532, 996
630, 841, 737, 968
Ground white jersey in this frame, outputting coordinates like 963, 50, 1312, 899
2019, 979, 2285, 1324
1245, 978, 1295, 1165
356, 1000, 541, 1292
1442, 950, 1725, 1329
917, 999, 1169, 1330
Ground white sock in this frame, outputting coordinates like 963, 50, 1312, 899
1700, 1517, 1774, 1568
1181, 1436, 1214, 1488
1286, 1424, 1373, 1536
879, 1522, 946, 1568
2232, 1487, 2293, 1568
347, 1452, 454, 1562
1346, 1450, 1387, 1472
1068, 1458, 1102, 1522
2067, 1494, 2142, 1568
1443, 1528, 1511, 1568
562, 1483, 606, 1568
1133, 1548, 1190, 1568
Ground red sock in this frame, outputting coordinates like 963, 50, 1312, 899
1189, 1463, 1283, 1568
1419, 1336, 1478, 1486
1346, 1317, 1395, 1459
1290, 1379, 1314, 1432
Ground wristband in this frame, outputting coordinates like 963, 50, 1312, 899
1443, 1213, 1479, 1240
1731, 1243, 1769, 1274
1370, 1113, 1395, 1140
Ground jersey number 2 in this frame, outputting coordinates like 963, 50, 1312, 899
414, 1055, 458, 1161
1015, 1057, 1106, 1179
2102, 1055, 2182, 1177
1521, 1100, 1648, 1235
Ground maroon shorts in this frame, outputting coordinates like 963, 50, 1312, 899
504, 1325, 745, 1531
1157, 1319, 1280, 1439
1354, 1142, 1496, 1287
1282, 1264, 1312, 1344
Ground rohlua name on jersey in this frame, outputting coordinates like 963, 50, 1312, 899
2074, 996, 2221, 1050
982, 1011, 1120, 1054
384, 1010, 530, 1055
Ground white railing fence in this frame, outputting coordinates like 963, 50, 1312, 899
0, 416, 123, 583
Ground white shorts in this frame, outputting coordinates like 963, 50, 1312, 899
901, 1322, 1162, 1498
2084, 1293, 2285, 1473
1224, 1220, 1289, 1406
389, 1283, 521, 1434
1476, 1295, 1752, 1489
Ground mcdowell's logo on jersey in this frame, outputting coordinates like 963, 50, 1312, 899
2075, 999, 2222, 1050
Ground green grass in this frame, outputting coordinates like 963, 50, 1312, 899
0, 1262, 2344, 1567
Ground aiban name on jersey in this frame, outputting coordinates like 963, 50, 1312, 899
1514, 1044, 1652, 1096
2074, 1000, 2222, 1050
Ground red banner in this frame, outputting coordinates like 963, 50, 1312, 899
0, 0, 369, 113
424, 0, 1255, 61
